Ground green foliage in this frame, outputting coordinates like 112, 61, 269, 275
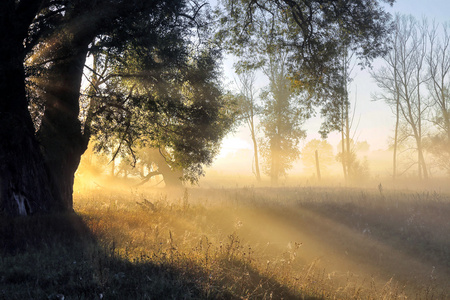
90, 44, 237, 183
258, 51, 308, 183
216, 0, 395, 130
24, 0, 238, 185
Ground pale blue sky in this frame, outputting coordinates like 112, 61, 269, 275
345, 0, 450, 150
387, 0, 450, 23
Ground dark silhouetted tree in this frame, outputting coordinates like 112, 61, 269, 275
1, 0, 233, 215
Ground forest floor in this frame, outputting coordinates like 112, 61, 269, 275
1, 185, 449, 299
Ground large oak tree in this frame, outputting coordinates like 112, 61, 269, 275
0, 0, 230, 216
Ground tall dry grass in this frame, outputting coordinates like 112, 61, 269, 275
1, 185, 449, 299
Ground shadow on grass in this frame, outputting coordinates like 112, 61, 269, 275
242, 187, 450, 298
297, 191, 450, 273
0, 212, 318, 299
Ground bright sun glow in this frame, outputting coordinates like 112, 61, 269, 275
218, 136, 252, 158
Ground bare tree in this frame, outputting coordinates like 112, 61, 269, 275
425, 22, 450, 173
427, 22, 450, 139
235, 71, 262, 181
336, 43, 361, 182
373, 15, 430, 179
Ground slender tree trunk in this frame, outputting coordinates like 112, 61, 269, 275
418, 148, 422, 179
393, 95, 399, 180
250, 120, 261, 182
408, 124, 428, 180
271, 116, 281, 185
417, 81, 423, 179
393, 61, 400, 181
345, 98, 352, 179
444, 109, 450, 142
341, 102, 348, 181
315, 150, 321, 181
417, 140, 428, 179
400, 83, 428, 180
111, 158, 116, 177
270, 138, 279, 185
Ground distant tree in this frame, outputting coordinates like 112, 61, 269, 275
355, 141, 370, 153
427, 22, 450, 140
372, 15, 430, 179
301, 139, 334, 178
338, 45, 355, 182
425, 22, 450, 173
75, 142, 108, 179
235, 71, 262, 181
336, 139, 371, 182
221, 7, 311, 184
371, 17, 403, 180
259, 49, 307, 184
136, 148, 184, 187
316, 31, 361, 182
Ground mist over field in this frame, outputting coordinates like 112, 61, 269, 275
64, 159, 450, 299
2, 0, 450, 299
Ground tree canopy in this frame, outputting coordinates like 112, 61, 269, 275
88, 44, 236, 184
217, 0, 395, 124
0, 0, 235, 215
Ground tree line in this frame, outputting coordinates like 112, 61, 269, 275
372, 15, 450, 179
0, 0, 394, 216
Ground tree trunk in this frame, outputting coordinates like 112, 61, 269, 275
0, 111, 58, 216
345, 99, 352, 179
154, 152, 183, 187
315, 150, 321, 181
341, 109, 348, 181
250, 120, 261, 182
444, 109, 450, 142
162, 169, 184, 187
393, 63, 400, 181
393, 95, 399, 180
37, 38, 90, 211
270, 136, 280, 185
0, 15, 57, 215
417, 141, 428, 179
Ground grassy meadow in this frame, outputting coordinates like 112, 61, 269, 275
1, 184, 449, 299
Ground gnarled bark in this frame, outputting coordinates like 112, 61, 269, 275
0, 0, 57, 215
37, 30, 92, 210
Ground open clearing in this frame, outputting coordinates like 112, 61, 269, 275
1, 186, 449, 299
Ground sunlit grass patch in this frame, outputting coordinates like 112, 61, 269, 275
1, 186, 449, 299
